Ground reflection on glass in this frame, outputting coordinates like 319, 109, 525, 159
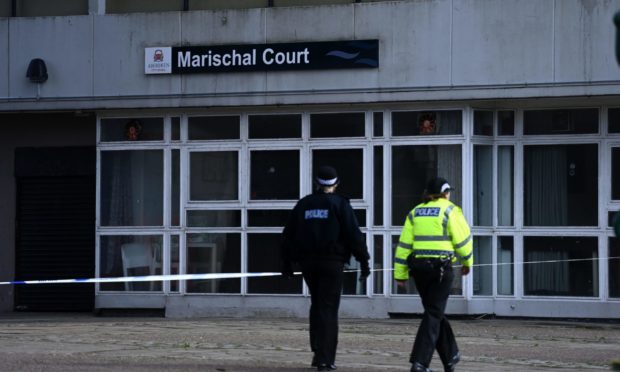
186, 233, 240, 293
609, 108, 620, 133
313, 148, 363, 199
498, 110, 515, 136
100, 150, 163, 226
497, 236, 513, 295
171, 117, 180, 141
249, 114, 301, 139
187, 210, 241, 227
171, 149, 180, 226
498, 146, 514, 226
523, 109, 598, 135
100, 117, 164, 142
188, 116, 240, 140
170, 235, 179, 292
392, 145, 461, 225
373, 112, 383, 137
474, 111, 493, 136
474, 145, 492, 226
524, 144, 597, 226
248, 210, 290, 227
190, 151, 238, 200
610, 238, 620, 298
524, 236, 597, 297
250, 150, 299, 200
374, 146, 383, 226
392, 110, 462, 136
612, 148, 620, 200
310, 112, 365, 138
373, 235, 383, 295
248, 234, 302, 294
99, 235, 163, 292
473, 236, 492, 295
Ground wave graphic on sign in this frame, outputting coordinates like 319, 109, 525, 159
326, 50, 360, 59
354, 58, 378, 67
326, 50, 377, 67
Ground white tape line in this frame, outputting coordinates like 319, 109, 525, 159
0, 272, 288, 286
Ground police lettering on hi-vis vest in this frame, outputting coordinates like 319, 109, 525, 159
394, 177, 473, 372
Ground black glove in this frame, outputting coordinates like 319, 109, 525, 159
359, 265, 371, 282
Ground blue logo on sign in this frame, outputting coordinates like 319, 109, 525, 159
305, 209, 329, 219
415, 208, 440, 217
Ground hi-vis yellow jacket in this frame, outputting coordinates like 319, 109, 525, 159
394, 198, 473, 281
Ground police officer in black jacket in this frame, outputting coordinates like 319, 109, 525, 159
281, 165, 371, 372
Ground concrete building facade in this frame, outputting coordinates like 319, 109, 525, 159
1, 0, 619, 318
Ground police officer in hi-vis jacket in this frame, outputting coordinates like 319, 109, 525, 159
394, 177, 474, 372
281, 165, 370, 371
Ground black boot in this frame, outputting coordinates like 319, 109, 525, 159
444, 352, 460, 372
411, 361, 432, 372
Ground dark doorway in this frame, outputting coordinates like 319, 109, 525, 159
14, 147, 95, 311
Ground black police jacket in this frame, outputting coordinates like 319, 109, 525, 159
281, 190, 370, 266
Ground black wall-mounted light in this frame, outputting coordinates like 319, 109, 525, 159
26, 58, 48, 83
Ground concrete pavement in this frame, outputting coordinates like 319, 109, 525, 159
0, 313, 618, 371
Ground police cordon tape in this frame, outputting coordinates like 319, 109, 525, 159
1, 256, 618, 286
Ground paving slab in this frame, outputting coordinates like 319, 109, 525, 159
0, 314, 618, 371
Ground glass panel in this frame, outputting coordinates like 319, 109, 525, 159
250, 150, 299, 200
373, 112, 383, 137
187, 210, 241, 227
523, 108, 598, 135
190, 151, 238, 200
106, 0, 183, 13
497, 236, 514, 295
170, 235, 179, 292
392, 110, 462, 136
100, 118, 164, 142
473, 236, 492, 295
498, 146, 514, 226
612, 148, 620, 200
186, 233, 240, 293
310, 112, 365, 138
188, 116, 240, 140
100, 150, 163, 226
609, 108, 620, 133
474, 110, 493, 136
312, 149, 363, 199
373, 146, 383, 226
391, 145, 462, 225
474, 145, 493, 226
498, 110, 515, 136
248, 210, 290, 227
189, 0, 267, 10
171, 117, 180, 141
99, 235, 163, 292
609, 211, 619, 227
373, 235, 383, 295
18, 0, 88, 16
248, 114, 301, 139
171, 149, 180, 226
610, 237, 620, 298
248, 234, 303, 294
524, 236, 598, 297
524, 144, 597, 226
343, 233, 368, 295
354, 209, 366, 227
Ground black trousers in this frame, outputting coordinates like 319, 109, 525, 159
409, 258, 459, 368
301, 260, 344, 366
